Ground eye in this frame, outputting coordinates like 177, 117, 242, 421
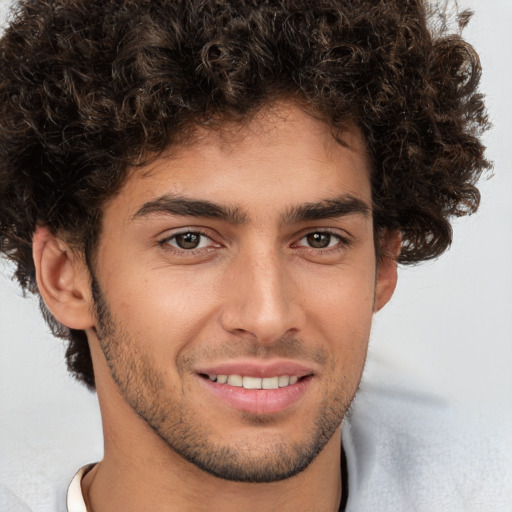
298, 232, 341, 249
163, 231, 213, 250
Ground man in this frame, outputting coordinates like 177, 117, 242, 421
0, 0, 490, 511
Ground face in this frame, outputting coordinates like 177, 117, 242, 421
90, 102, 395, 482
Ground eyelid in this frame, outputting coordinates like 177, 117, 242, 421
158, 227, 221, 251
156, 226, 352, 256
293, 228, 352, 247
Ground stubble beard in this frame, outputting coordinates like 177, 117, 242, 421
91, 277, 357, 483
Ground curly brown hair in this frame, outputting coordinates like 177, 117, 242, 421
0, 0, 490, 389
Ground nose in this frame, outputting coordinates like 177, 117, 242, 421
220, 247, 304, 344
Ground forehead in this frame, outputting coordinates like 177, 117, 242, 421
108, 102, 373, 219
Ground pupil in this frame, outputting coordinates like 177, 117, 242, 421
307, 233, 330, 248
176, 232, 200, 249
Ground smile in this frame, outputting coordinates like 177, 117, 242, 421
206, 374, 299, 389
199, 373, 313, 414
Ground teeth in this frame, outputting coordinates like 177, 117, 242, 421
278, 375, 290, 387
243, 376, 262, 389
207, 374, 301, 389
227, 375, 243, 387
262, 376, 279, 390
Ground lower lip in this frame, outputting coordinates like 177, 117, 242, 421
199, 376, 312, 415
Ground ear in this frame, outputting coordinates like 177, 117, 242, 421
374, 231, 401, 313
32, 226, 95, 330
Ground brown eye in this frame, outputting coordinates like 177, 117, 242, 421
175, 232, 200, 249
305, 232, 333, 248
170, 232, 204, 249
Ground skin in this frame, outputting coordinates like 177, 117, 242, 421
33, 101, 399, 511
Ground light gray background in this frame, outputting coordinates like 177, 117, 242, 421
1, 0, 511, 510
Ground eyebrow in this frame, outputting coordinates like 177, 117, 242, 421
282, 195, 371, 224
133, 195, 248, 224
133, 193, 370, 225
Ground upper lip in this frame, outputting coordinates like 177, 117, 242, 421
196, 359, 316, 378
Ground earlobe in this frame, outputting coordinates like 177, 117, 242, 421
33, 226, 95, 330
374, 231, 401, 313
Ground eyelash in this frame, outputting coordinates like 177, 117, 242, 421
293, 229, 351, 253
158, 229, 219, 255
158, 228, 351, 256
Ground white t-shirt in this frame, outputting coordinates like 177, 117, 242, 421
66, 465, 96, 512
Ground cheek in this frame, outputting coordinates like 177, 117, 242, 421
299, 257, 376, 320
100, 267, 222, 357
297, 263, 375, 370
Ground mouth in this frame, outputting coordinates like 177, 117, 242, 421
196, 362, 315, 415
